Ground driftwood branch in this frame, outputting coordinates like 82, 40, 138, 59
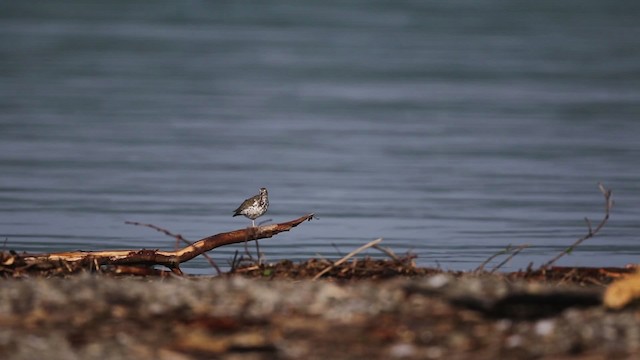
124, 220, 222, 275
1, 214, 315, 276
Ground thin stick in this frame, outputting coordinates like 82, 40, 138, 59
63, 260, 73, 273
372, 244, 400, 261
331, 243, 344, 257
125, 221, 223, 275
234, 265, 260, 273
230, 250, 240, 271
584, 217, 593, 235
125, 221, 181, 240
490, 244, 529, 273
474, 245, 511, 273
540, 183, 613, 270
312, 238, 383, 281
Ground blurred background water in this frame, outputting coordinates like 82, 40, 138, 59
1, 0, 639, 274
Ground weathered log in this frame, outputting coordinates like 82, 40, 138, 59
1, 214, 315, 276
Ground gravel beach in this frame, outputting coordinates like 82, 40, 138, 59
1, 272, 638, 360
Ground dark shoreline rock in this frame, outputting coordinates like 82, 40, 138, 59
0, 273, 638, 359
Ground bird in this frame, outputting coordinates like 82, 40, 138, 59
233, 187, 269, 227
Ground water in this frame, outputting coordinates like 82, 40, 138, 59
1, 0, 639, 274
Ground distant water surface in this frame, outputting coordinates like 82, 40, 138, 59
1, 1, 639, 274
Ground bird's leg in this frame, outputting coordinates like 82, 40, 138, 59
252, 219, 256, 227
255, 239, 262, 265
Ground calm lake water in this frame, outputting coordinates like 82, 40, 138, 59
1, 1, 639, 274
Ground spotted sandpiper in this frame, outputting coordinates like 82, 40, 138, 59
233, 187, 269, 227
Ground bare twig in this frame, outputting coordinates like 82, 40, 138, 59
126, 221, 222, 276
490, 244, 529, 273
584, 217, 593, 235
331, 243, 344, 257
93, 258, 101, 274
230, 250, 240, 272
372, 244, 400, 261
312, 238, 383, 281
540, 183, 613, 270
233, 264, 260, 273
125, 221, 181, 241
475, 245, 512, 273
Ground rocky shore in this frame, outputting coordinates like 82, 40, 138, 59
1, 266, 638, 360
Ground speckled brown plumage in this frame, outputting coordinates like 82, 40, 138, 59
233, 187, 269, 227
